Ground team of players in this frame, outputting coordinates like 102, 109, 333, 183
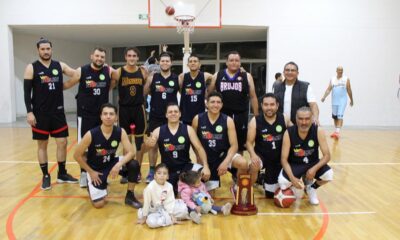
24, 38, 335, 209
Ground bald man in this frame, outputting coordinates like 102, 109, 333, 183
321, 66, 354, 139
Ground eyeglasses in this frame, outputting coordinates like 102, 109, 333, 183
284, 69, 297, 72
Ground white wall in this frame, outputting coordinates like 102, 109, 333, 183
13, 32, 106, 116
1, 0, 400, 126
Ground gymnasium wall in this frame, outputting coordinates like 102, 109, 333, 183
1, 0, 400, 126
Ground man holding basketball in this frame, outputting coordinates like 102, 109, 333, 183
278, 107, 333, 205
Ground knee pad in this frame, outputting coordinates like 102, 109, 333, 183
319, 169, 334, 181
126, 160, 140, 183
135, 136, 144, 151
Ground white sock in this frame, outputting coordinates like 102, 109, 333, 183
335, 128, 340, 133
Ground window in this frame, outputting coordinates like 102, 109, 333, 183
220, 41, 266, 60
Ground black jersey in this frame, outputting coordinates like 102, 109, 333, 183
158, 123, 191, 171
87, 126, 121, 171
150, 73, 179, 120
215, 69, 249, 113
180, 72, 206, 123
76, 64, 111, 116
197, 112, 230, 164
254, 113, 286, 163
118, 66, 145, 106
288, 124, 319, 165
31, 60, 64, 113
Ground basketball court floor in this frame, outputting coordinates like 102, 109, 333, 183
1, 117, 400, 239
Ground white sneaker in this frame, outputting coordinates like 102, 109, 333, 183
189, 211, 201, 224
80, 172, 88, 188
306, 185, 319, 205
221, 202, 232, 216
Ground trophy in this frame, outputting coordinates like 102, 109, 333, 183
231, 174, 257, 215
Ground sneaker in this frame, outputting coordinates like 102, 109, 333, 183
125, 195, 143, 209
41, 175, 51, 190
57, 173, 78, 183
230, 185, 237, 201
221, 202, 232, 215
330, 132, 340, 139
306, 185, 319, 205
146, 170, 154, 184
189, 211, 201, 224
79, 172, 88, 188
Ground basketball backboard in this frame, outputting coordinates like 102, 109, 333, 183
148, 0, 222, 28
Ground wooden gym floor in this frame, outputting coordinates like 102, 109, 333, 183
0, 126, 400, 240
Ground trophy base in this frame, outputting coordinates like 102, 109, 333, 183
231, 204, 258, 216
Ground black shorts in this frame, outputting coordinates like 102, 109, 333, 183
87, 157, 119, 202
223, 110, 248, 151
77, 115, 101, 141
119, 105, 147, 136
282, 162, 331, 180
167, 162, 195, 193
260, 155, 282, 184
147, 117, 167, 134
32, 112, 69, 140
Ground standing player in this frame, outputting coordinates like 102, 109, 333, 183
111, 47, 148, 182
145, 103, 210, 194
192, 91, 259, 192
208, 51, 259, 153
24, 38, 78, 190
278, 107, 333, 205
321, 66, 354, 139
143, 52, 179, 183
179, 54, 213, 125
64, 47, 113, 187
246, 93, 292, 198
74, 103, 142, 208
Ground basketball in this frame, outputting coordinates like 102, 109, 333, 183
165, 6, 175, 16
274, 188, 296, 208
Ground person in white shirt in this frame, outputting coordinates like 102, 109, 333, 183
137, 163, 200, 228
273, 62, 319, 125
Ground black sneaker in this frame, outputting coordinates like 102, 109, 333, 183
41, 175, 51, 190
125, 195, 143, 209
57, 173, 79, 184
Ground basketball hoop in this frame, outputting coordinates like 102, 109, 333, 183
175, 15, 195, 34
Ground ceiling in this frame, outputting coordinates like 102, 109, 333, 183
12, 25, 267, 46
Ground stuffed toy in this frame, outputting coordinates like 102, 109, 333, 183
192, 191, 217, 215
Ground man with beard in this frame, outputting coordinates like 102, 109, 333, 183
143, 52, 179, 183
278, 107, 333, 205
64, 47, 113, 187
24, 38, 78, 190
208, 51, 259, 154
246, 93, 292, 198
111, 47, 148, 183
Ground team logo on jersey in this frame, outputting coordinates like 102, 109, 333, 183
308, 140, 315, 147
99, 74, 105, 81
185, 88, 194, 95
262, 134, 274, 142
276, 125, 283, 133
40, 76, 52, 83
178, 136, 185, 144
111, 140, 118, 147
215, 125, 223, 133
164, 143, 176, 151
155, 85, 166, 92
86, 80, 97, 88
52, 69, 59, 75
293, 148, 305, 157
168, 80, 175, 87
195, 82, 202, 88
201, 131, 214, 140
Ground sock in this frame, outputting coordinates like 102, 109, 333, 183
335, 128, 340, 133
149, 166, 155, 173
40, 163, 49, 176
126, 190, 134, 199
58, 161, 67, 175
311, 182, 320, 189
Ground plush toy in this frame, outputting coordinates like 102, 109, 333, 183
192, 191, 217, 215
